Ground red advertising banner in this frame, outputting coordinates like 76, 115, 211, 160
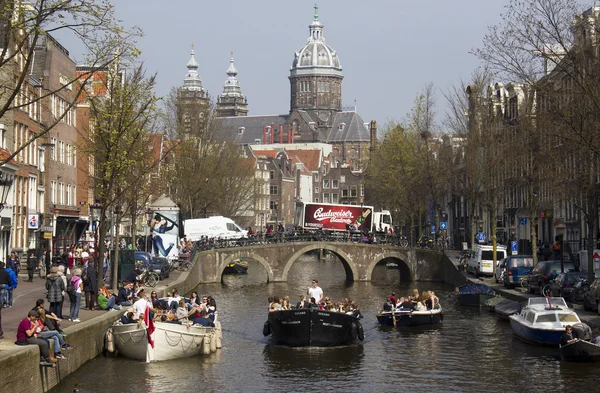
303, 204, 373, 231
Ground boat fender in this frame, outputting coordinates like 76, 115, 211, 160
202, 335, 211, 355
356, 320, 365, 341
350, 323, 358, 341
210, 332, 217, 353
215, 321, 223, 349
106, 328, 115, 353
263, 321, 271, 336
440, 312, 444, 322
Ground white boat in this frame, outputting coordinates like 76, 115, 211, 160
111, 321, 222, 362
509, 297, 581, 346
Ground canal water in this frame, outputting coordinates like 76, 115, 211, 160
51, 254, 600, 392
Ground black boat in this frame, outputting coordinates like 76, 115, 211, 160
458, 283, 496, 307
263, 309, 364, 347
223, 259, 248, 275
493, 299, 521, 320
376, 309, 443, 327
560, 339, 600, 362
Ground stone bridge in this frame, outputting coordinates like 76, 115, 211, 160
188, 242, 447, 283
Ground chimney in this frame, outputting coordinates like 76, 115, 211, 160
279, 124, 283, 144
369, 120, 377, 152
270, 122, 275, 144
264, 125, 268, 144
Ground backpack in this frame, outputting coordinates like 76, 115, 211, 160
67, 279, 76, 298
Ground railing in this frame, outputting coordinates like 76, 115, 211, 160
183, 230, 446, 261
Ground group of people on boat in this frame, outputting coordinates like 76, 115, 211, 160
267, 279, 363, 319
118, 287, 217, 328
383, 289, 441, 312
560, 323, 600, 346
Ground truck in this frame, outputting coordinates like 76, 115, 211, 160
294, 202, 375, 232
183, 216, 248, 241
372, 210, 393, 233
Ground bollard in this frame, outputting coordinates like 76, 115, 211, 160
202, 334, 211, 355
210, 331, 217, 353
215, 321, 222, 349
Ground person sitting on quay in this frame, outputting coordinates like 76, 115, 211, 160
32, 307, 70, 359
32, 299, 65, 334
16, 310, 56, 366
97, 291, 119, 311
117, 282, 134, 306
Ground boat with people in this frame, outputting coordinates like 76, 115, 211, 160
223, 258, 248, 275
458, 283, 496, 307
111, 320, 221, 362
560, 338, 600, 362
509, 297, 581, 346
376, 308, 442, 327
264, 308, 364, 347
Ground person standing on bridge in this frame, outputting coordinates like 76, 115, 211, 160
307, 279, 323, 305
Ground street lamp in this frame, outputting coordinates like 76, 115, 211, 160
0, 171, 14, 212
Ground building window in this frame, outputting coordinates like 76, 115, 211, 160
254, 139, 261, 145
51, 138, 57, 161
58, 183, 64, 204
332, 193, 339, 203
270, 200, 277, 210
51, 181, 57, 203
323, 193, 330, 203
323, 179, 330, 189
340, 175, 345, 183
315, 174, 319, 182
270, 170, 274, 180
332, 179, 338, 189
350, 187, 357, 198
270, 185, 278, 195
58, 141, 64, 163
66, 144, 72, 166
0, 126, 6, 149
66, 185, 71, 205
315, 187, 320, 193
342, 189, 348, 198
315, 198, 319, 203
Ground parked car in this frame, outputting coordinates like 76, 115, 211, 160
150, 256, 170, 280
583, 278, 600, 311
527, 260, 578, 294
503, 255, 535, 289
545, 271, 588, 300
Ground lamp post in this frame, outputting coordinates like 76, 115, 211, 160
0, 171, 14, 212
274, 202, 279, 232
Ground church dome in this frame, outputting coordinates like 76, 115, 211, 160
290, 5, 342, 78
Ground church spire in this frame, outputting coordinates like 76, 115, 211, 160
216, 51, 248, 117
182, 45, 204, 92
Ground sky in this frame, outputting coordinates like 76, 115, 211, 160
61, 0, 512, 128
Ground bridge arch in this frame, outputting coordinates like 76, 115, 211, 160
366, 251, 412, 282
217, 251, 275, 283
281, 243, 358, 282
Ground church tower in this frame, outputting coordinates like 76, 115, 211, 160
177, 47, 210, 133
289, 4, 343, 125
216, 52, 249, 117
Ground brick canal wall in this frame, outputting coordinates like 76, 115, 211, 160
0, 311, 124, 393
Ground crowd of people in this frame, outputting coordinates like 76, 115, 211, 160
267, 279, 364, 319
115, 287, 217, 328
382, 289, 441, 312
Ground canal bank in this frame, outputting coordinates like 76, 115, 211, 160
0, 267, 191, 393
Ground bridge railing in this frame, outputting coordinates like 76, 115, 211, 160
185, 230, 445, 260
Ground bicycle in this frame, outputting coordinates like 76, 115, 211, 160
176, 258, 192, 271
520, 278, 529, 290
137, 267, 159, 287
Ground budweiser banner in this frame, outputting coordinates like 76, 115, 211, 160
303, 204, 373, 231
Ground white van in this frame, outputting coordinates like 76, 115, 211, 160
576, 249, 600, 276
184, 216, 248, 241
468, 244, 507, 277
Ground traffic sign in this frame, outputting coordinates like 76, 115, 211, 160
431, 225, 436, 234
519, 218, 527, 225
477, 232, 485, 243
511, 240, 518, 255
594, 252, 600, 263
439, 221, 447, 230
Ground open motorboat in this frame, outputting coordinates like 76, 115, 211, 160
493, 299, 521, 320
560, 338, 600, 362
263, 309, 364, 347
509, 297, 581, 346
111, 321, 221, 362
376, 308, 442, 327
223, 259, 248, 275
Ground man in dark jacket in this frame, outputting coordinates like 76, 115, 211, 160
27, 251, 37, 282
83, 260, 98, 310
0, 262, 11, 339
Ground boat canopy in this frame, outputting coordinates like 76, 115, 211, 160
459, 283, 495, 295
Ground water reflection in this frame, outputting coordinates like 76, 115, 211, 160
262, 344, 364, 374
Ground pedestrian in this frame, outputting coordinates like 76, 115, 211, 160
38, 250, 47, 278
83, 260, 98, 310
8, 252, 18, 275
56, 265, 67, 319
45, 267, 64, 317
0, 262, 10, 339
5, 263, 17, 307
69, 269, 83, 322
27, 251, 37, 282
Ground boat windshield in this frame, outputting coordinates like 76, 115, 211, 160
535, 314, 556, 323
528, 297, 568, 308
558, 313, 580, 323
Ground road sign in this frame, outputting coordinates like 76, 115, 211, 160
511, 240, 518, 255
439, 221, 447, 230
477, 232, 485, 243
519, 218, 527, 225
594, 252, 600, 263
431, 225, 436, 234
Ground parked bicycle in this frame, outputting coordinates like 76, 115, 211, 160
137, 266, 159, 287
